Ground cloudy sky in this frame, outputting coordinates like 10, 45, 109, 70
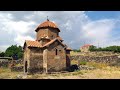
0, 11, 120, 51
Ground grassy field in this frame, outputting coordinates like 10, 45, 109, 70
0, 61, 120, 79
0, 51, 120, 79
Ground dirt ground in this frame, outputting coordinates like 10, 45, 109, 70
1, 53, 120, 79
1, 65, 120, 79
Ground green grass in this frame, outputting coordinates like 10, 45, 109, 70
79, 61, 87, 65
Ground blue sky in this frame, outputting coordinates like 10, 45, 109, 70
0, 11, 120, 51
86, 11, 120, 20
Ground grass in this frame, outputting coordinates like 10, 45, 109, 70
71, 59, 78, 65
0, 67, 23, 79
0, 50, 120, 79
70, 51, 81, 56
79, 61, 87, 65
16, 63, 23, 67
86, 61, 108, 69
1, 64, 120, 79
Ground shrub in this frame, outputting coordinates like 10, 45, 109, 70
73, 49, 81, 52
67, 64, 79, 72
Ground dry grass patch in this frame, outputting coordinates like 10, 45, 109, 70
86, 61, 108, 69
1, 61, 120, 79
71, 59, 78, 65
0, 67, 23, 79
80, 68, 120, 79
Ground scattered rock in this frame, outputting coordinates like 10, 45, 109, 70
16, 73, 27, 79
79, 65, 96, 70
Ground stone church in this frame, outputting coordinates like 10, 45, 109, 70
23, 18, 72, 73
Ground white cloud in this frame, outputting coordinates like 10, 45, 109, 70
0, 12, 36, 51
0, 11, 120, 51
81, 19, 116, 45
14, 35, 34, 46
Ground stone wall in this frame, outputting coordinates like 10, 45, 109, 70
36, 28, 47, 41
66, 50, 71, 67
0, 59, 9, 67
36, 27, 59, 41
48, 28, 59, 39
47, 41, 66, 72
11, 66, 23, 72
70, 55, 120, 64
28, 48, 43, 73
12, 60, 23, 65
0, 59, 23, 68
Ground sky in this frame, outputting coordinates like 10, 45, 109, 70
0, 11, 120, 51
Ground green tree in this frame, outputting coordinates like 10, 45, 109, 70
5, 45, 23, 59
0, 52, 5, 57
73, 49, 81, 52
89, 45, 97, 51
89, 45, 120, 52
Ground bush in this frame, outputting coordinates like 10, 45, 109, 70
73, 49, 81, 52
67, 64, 79, 72
0, 52, 5, 57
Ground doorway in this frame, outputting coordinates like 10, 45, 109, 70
25, 61, 28, 72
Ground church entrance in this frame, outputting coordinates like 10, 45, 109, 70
25, 61, 28, 73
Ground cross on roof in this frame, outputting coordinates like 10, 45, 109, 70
47, 16, 49, 21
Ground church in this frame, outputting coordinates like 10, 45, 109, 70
23, 18, 72, 73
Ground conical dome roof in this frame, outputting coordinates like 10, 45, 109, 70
35, 19, 60, 32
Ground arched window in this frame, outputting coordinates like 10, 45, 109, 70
55, 49, 58, 55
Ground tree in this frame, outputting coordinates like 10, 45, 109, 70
73, 49, 81, 52
89, 45, 97, 51
89, 45, 120, 52
5, 45, 23, 59
0, 52, 5, 57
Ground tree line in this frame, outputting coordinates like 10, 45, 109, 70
89, 45, 120, 53
0, 45, 23, 59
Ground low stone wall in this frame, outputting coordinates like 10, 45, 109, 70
0, 59, 23, 68
12, 60, 23, 65
0, 59, 10, 67
11, 66, 24, 72
70, 55, 120, 64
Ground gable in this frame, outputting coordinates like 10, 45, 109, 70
47, 40, 65, 50
43, 38, 65, 47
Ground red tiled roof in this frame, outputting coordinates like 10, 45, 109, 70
43, 38, 65, 47
35, 20, 60, 32
81, 44, 92, 48
25, 40, 42, 48
24, 38, 65, 48
56, 36, 63, 41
